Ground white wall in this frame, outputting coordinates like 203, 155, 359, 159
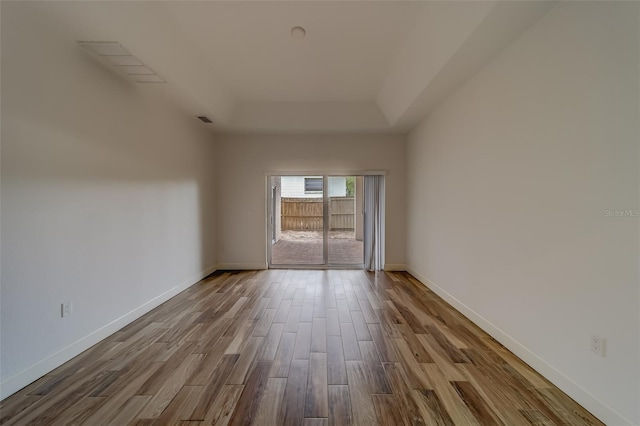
216, 134, 405, 269
406, 2, 639, 424
0, 3, 217, 398
281, 176, 316, 198
328, 177, 348, 198
280, 176, 347, 198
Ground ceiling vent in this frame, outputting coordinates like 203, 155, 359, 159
197, 116, 213, 123
78, 41, 165, 83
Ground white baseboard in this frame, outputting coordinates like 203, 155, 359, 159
384, 263, 407, 271
406, 266, 632, 426
216, 263, 268, 270
0, 264, 217, 401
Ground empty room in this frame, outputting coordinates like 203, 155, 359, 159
1, 1, 638, 425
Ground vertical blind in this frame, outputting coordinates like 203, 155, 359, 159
363, 175, 385, 271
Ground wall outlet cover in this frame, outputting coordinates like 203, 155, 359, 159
590, 334, 605, 357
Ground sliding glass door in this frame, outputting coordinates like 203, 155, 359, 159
268, 175, 364, 268
269, 176, 325, 265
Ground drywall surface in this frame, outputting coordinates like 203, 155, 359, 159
216, 134, 406, 269
406, 2, 639, 424
377, 0, 495, 124
1, 3, 217, 398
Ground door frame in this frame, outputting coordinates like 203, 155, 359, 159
266, 171, 385, 269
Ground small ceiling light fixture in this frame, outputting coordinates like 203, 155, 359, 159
78, 41, 165, 83
290, 26, 306, 40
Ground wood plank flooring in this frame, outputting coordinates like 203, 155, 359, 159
0, 270, 604, 425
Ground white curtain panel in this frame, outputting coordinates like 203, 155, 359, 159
363, 175, 385, 271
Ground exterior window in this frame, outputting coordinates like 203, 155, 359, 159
304, 177, 323, 194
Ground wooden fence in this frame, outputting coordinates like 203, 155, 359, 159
330, 197, 355, 230
281, 197, 355, 231
281, 198, 323, 230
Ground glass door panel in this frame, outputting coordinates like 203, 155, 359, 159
327, 176, 363, 265
270, 176, 325, 265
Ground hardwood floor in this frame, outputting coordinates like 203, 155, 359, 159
0, 270, 603, 425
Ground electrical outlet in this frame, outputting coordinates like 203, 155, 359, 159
591, 334, 605, 357
61, 301, 72, 318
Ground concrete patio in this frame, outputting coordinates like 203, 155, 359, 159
271, 230, 363, 265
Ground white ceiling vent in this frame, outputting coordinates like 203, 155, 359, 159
78, 41, 165, 83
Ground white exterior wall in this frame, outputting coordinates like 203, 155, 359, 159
280, 176, 347, 198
